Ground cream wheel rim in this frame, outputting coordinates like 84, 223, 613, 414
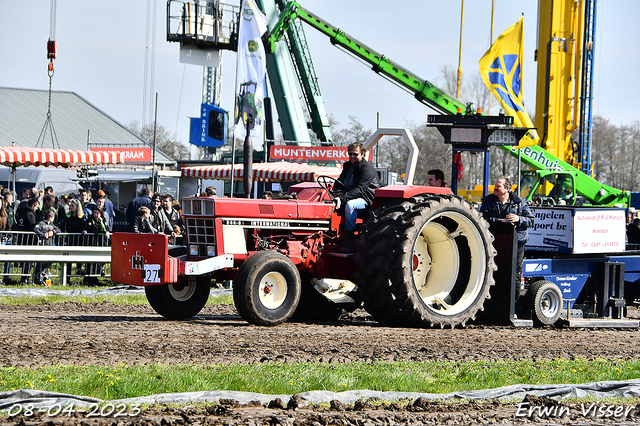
259, 271, 288, 309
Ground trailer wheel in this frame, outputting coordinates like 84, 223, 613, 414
145, 277, 211, 320
293, 276, 359, 322
233, 251, 301, 326
530, 280, 562, 326
358, 195, 496, 328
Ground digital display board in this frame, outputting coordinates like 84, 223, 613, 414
451, 128, 482, 143
488, 129, 517, 145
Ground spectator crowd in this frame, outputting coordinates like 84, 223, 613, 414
0, 184, 186, 286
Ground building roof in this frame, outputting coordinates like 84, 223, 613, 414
0, 87, 174, 164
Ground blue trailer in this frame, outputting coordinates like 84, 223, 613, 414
516, 206, 640, 327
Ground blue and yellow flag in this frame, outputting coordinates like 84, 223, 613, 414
479, 16, 538, 147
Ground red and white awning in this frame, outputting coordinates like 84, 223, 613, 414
0, 146, 125, 168
181, 162, 342, 182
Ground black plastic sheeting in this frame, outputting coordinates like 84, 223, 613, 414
2, 379, 640, 411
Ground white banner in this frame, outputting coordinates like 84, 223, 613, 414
573, 209, 626, 254
234, 0, 268, 146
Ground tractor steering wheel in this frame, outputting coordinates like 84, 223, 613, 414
316, 175, 345, 202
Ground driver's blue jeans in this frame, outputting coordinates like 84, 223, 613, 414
345, 198, 367, 231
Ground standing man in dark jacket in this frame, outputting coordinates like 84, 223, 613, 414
16, 198, 38, 233
334, 142, 380, 252
127, 187, 153, 231
480, 176, 535, 287
15, 198, 39, 284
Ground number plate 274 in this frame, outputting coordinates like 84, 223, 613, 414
143, 264, 161, 283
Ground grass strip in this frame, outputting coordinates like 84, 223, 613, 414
0, 288, 233, 306
1, 359, 639, 401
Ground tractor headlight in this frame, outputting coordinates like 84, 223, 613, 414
189, 245, 199, 256
207, 245, 216, 257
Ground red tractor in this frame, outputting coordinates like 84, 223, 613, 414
111, 177, 496, 328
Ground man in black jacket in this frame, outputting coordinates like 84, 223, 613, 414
334, 142, 380, 252
15, 197, 39, 284
480, 176, 535, 288
126, 187, 153, 231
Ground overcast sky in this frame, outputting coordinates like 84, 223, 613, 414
1, 1, 638, 147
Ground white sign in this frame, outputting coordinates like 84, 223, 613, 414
143, 264, 161, 283
573, 209, 626, 254
528, 208, 574, 252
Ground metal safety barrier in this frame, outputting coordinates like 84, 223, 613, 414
0, 231, 111, 286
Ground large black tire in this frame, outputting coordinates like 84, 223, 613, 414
293, 276, 360, 322
530, 280, 563, 326
358, 195, 496, 328
232, 252, 264, 321
145, 277, 211, 320
354, 199, 411, 325
233, 251, 301, 326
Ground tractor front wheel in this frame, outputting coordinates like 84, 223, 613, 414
145, 277, 211, 320
233, 251, 301, 326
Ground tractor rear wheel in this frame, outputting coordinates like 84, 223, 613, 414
354, 200, 410, 325
530, 280, 563, 326
145, 277, 211, 320
233, 251, 301, 326
358, 195, 496, 328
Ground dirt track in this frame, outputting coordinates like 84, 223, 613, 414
3, 302, 640, 367
2, 301, 640, 424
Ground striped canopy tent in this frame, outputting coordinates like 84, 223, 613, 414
181, 162, 342, 182
0, 146, 125, 193
0, 146, 124, 168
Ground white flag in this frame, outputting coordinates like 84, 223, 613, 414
234, 0, 268, 146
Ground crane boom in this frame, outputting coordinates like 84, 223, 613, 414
267, 2, 467, 116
